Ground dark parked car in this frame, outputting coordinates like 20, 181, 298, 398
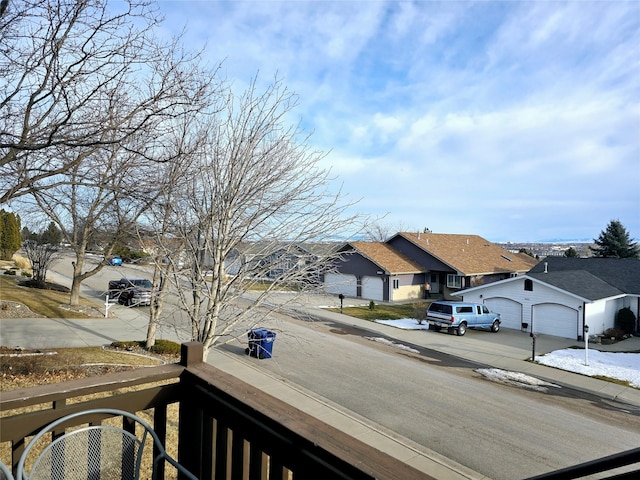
108, 277, 153, 306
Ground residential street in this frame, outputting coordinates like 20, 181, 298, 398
2, 257, 639, 479
216, 311, 640, 480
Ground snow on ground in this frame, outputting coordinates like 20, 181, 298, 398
476, 368, 561, 392
375, 318, 640, 388
365, 337, 420, 353
375, 318, 429, 330
537, 349, 640, 388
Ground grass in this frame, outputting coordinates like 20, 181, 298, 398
0, 271, 97, 319
0, 346, 169, 392
327, 301, 430, 321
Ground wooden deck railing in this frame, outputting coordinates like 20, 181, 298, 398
0, 342, 433, 479
3, 342, 638, 479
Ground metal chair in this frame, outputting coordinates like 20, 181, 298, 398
0, 460, 14, 480
17, 408, 197, 480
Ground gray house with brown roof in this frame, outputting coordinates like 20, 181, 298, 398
325, 233, 538, 302
325, 242, 424, 302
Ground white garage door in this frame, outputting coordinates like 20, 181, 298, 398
324, 273, 357, 297
484, 298, 522, 330
361, 276, 384, 301
533, 304, 578, 339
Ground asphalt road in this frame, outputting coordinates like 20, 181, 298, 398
219, 313, 640, 480
17, 255, 640, 479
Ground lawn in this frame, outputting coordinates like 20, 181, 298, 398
0, 271, 99, 319
327, 301, 431, 321
0, 345, 171, 391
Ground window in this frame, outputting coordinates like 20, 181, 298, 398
428, 303, 452, 314
524, 279, 533, 291
457, 306, 473, 313
447, 274, 462, 288
392, 279, 399, 289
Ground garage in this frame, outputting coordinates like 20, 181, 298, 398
361, 276, 384, 301
324, 273, 357, 297
532, 303, 578, 339
484, 298, 523, 330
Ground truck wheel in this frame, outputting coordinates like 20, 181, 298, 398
457, 323, 467, 336
433, 325, 441, 332
245, 348, 250, 355
491, 320, 500, 333
126, 297, 132, 307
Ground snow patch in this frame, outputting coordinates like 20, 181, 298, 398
365, 337, 420, 354
375, 318, 430, 330
477, 368, 561, 392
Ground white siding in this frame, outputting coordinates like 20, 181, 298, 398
458, 276, 585, 339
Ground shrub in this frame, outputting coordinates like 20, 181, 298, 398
615, 307, 636, 335
368, 300, 375, 310
603, 328, 625, 340
3, 269, 16, 275
110, 340, 181, 356
110, 341, 140, 351
13, 255, 31, 270
412, 303, 427, 325
149, 340, 181, 355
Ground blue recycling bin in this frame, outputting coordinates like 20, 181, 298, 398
245, 328, 276, 359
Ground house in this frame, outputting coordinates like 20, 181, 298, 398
325, 242, 425, 301
387, 232, 539, 298
453, 256, 640, 339
201, 241, 338, 278
324, 233, 538, 302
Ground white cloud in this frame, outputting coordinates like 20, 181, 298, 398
156, 0, 640, 241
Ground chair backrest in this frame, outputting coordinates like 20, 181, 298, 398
17, 408, 197, 480
0, 460, 14, 480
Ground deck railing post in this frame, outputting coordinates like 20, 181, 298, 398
179, 342, 204, 478
180, 342, 204, 367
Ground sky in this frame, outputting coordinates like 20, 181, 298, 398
156, 0, 640, 242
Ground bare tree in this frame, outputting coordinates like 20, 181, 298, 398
0, 0, 209, 203
146, 77, 361, 359
24, 139, 160, 305
363, 220, 415, 242
22, 240, 59, 288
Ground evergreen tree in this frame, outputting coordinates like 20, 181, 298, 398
0, 210, 21, 260
40, 222, 63, 245
590, 220, 639, 258
564, 246, 578, 257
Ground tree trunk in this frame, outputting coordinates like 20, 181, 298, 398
69, 260, 83, 306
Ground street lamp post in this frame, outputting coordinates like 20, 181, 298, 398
584, 324, 590, 366
338, 294, 344, 314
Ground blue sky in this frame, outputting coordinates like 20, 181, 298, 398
156, 0, 639, 242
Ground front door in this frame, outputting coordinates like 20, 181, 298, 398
429, 273, 440, 294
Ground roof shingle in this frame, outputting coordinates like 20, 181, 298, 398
396, 232, 538, 275
347, 242, 424, 274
